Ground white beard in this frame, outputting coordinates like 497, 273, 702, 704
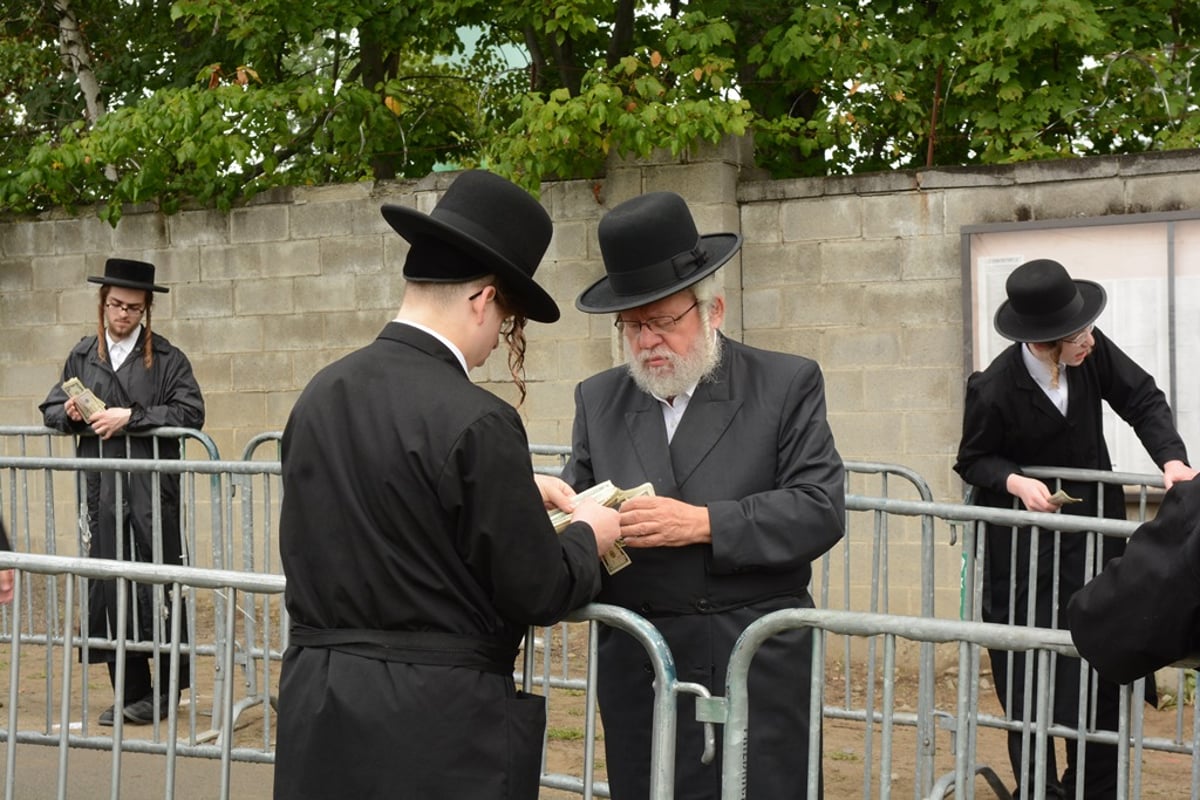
626, 329, 722, 399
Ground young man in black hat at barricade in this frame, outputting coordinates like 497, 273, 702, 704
273, 170, 622, 800
561, 191, 846, 798
955, 258, 1195, 799
40, 260, 205, 727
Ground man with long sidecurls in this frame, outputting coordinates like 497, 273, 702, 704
274, 171, 622, 800
40, 259, 204, 727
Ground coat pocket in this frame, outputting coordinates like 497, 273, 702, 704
505, 690, 547, 800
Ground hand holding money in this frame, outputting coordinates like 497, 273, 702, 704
61, 377, 107, 422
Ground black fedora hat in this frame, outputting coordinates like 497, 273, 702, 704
380, 170, 559, 323
576, 192, 741, 313
994, 259, 1106, 342
88, 259, 169, 293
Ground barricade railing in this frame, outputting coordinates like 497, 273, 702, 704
2, 443, 1195, 798
0, 549, 282, 800
528, 603, 689, 799
0, 452, 283, 750
712, 606, 1197, 800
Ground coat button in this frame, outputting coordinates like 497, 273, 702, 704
695, 598, 712, 612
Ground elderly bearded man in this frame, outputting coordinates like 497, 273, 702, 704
562, 191, 846, 799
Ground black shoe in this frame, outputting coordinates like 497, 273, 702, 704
98, 706, 115, 727
123, 694, 173, 725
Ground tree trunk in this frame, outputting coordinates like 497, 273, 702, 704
54, 0, 106, 125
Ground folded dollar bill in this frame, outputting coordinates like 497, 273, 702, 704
61, 377, 107, 421
548, 480, 653, 575
1048, 489, 1083, 506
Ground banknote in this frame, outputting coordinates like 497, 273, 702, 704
548, 479, 653, 575
61, 377, 107, 420
1048, 489, 1083, 506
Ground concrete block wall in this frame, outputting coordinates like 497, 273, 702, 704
4, 142, 1200, 616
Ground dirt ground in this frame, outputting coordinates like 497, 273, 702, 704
3, 612, 1194, 799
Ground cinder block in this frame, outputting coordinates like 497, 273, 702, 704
195, 316, 264, 354
0, 220, 55, 257
1, 289, 57, 326
169, 209, 230, 247
0, 258, 33, 291
54, 216, 114, 255
174, 282, 235, 319
741, 241, 821, 288
231, 351, 294, 391
291, 270, 357, 311
32, 254, 87, 290
231, 206, 290, 244
862, 192, 946, 239
782, 196, 862, 242
235, 279, 295, 315
819, 239, 904, 283
261, 314, 319, 351
318, 235, 384, 275
291, 202, 358, 239
545, 221, 589, 262
112, 213, 169, 252
863, 366, 957, 411
201, 240, 320, 280
188, 353, 233, 393
742, 288, 782, 329
823, 329, 901, 366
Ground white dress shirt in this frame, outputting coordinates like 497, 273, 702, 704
1022, 343, 1068, 416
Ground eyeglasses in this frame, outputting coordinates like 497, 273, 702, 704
1060, 324, 1094, 346
614, 301, 699, 335
105, 300, 145, 316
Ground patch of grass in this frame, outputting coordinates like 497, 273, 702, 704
547, 727, 585, 742
830, 749, 860, 762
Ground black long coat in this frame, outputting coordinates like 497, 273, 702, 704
563, 335, 845, 800
954, 328, 1186, 721
40, 331, 204, 667
275, 323, 604, 800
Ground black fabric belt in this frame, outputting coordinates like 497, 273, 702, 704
289, 624, 516, 675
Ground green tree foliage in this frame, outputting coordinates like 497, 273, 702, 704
2, 0, 1198, 223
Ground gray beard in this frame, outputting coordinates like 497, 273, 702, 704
626, 331, 722, 399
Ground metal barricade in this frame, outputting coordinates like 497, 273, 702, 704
0, 452, 282, 753
0, 549, 282, 800
712, 606, 1195, 800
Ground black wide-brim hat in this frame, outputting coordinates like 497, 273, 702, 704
994, 258, 1106, 343
88, 259, 169, 293
381, 170, 559, 323
576, 191, 742, 313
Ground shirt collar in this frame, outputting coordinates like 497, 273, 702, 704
394, 318, 470, 376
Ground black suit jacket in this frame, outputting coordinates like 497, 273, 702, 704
1069, 476, 1200, 684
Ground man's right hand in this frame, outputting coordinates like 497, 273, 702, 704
1006, 473, 1056, 513
570, 499, 622, 557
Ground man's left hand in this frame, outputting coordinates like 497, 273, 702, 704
1163, 460, 1198, 491
617, 496, 710, 547
534, 473, 576, 512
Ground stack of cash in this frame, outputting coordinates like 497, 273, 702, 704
62, 377, 106, 420
548, 480, 653, 574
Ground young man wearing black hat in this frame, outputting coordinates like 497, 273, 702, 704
40, 259, 205, 727
273, 170, 622, 800
562, 191, 846, 799
955, 258, 1195, 799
